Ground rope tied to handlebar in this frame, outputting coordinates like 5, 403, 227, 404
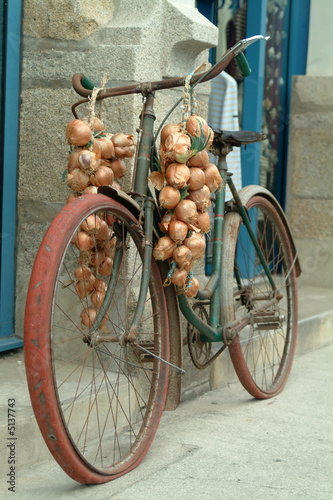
181, 61, 209, 129
88, 73, 108, 132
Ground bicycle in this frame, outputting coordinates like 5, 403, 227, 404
24, 35, 300, 484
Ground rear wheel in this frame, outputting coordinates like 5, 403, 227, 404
222, 195, 298, 398
25, 194, 169, 483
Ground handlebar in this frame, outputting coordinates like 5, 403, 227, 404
72, 35, 269, 101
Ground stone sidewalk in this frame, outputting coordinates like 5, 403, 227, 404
2, 341, 332, 499
0, 283, 332, 498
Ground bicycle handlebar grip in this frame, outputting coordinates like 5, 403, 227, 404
72, 73, 96, 97
81, 75, 96, 90
235, 52, 251, 77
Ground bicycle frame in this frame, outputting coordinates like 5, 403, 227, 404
71, 34, 279, 346
127, 89, 279, 347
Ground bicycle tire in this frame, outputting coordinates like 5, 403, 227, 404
222, 194, 298, 399
24, 194, 170, 484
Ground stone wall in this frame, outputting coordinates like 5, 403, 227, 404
15, 0, 218, 348
285, 76, 333, 288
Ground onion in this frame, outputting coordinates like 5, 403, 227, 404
153, 236, 177, 261
105, 214, 116, 227
188, 167, 205, 190
114, 146, 135, 159
74, 266, 92, 281
94, 136, 115, 159
82, 116, 105, 132
188, 149, 209, 169
148, 171, 164, 190
91, 290, 106, 308
75, 280, 91, 299
187, 185, 211, 211
186, 114, 209, 140
109, 159, 127, 179
171, 268, 188, 288
159, 186, 181, 210
83, 274, 96, 292
90, 247, 106, 266
94, 278, 108, 293
66, 119, 92, 146
164, 133, 191, 163
174, 199, 198, 225
185, 277, 200, 298
168, 219, 188, 245
184, 232, 206, 260
78, 150, 100, 173
173, 245, 192, 270
67, 168, 90, 192
204, 164, 223, 193
67, 192, 79, 203
81, 307, 97, 328
99, 159, 113, 168
104, 237, 116, 259
161, 123, 183, 145
72, 231, 95, 251
98, 256, 113, 276
75, 275, 95, 298
109, 235, 117, 250
90, 165, 114, 187
82, 185, 98, 195
167, 143, 191, 164
68, 148, 82, 172
165, 163, 190, 189
81, 214, 102, 234
158, 212, 175, 234
160, 156, 172, 175
111, 133, 134, 148
96, 220, 112, 241
90, 140, 102, 159
196, 211, 211, 233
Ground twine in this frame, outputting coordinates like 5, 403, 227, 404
185, 269, 194, 290
163, 260, 177, 287
181, 70, 194, 128
181, 61, 209, 127
88, 73, 108, 130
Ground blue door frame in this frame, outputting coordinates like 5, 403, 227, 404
0, 0, 23, 351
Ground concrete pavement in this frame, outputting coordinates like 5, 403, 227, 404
1, 341, 332, 499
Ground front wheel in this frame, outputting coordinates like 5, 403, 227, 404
222, 194, 298, 399
24, 194, 170, 483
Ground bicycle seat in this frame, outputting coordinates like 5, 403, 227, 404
211, 129, 265, 149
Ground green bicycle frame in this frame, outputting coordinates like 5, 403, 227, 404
128, 91, 277, 344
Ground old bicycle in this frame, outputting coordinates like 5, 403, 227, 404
24, 35, 300, 484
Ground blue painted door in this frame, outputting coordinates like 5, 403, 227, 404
0, 0, 23, 351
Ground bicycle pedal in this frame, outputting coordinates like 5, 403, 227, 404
254, 323, 280, 331
251, 311, 281, 330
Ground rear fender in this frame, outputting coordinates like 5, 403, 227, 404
234, 185, 301, 277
